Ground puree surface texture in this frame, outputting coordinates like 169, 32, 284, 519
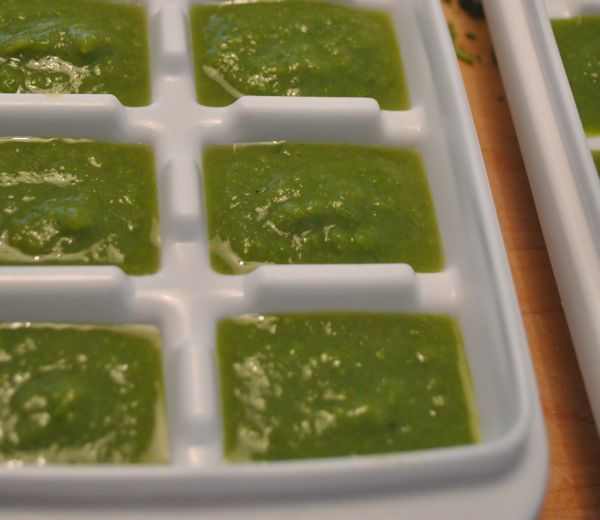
203, 142, 443, 273
0, 0, 150, 106
552, 16, 600, 135
0, 323, 167, 464
190, 1, 409, 109
217, 313, 480, 462
0, 139, 160, 275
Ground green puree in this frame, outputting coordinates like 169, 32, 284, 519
190, 1, 409, 109
0, 0, 150, 106
217, 313, 480, 462
594, 151, 600, 176
203, 142, 443, 273
0, 323, 168, 464
552, 16, 600, 135
0, 139, 160, 275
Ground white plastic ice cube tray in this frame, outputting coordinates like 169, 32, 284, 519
485, 0, 600, 434
0, 0, 547, 517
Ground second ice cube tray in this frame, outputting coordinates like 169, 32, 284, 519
485, 0, 600, 435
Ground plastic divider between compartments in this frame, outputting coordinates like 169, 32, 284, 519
163, 155, 203, 241
0, 96, 129, 141
417, 270, 460, 313
589, 136, 600, 150
226, 97, 384, 143
546, 0, 600, 16
380, 105, 426, 147
167, 343, 219, 465
201, 98, 426, 160
244, 264, 420, 313
0, 266, 133, 323
151, 4, 190, 76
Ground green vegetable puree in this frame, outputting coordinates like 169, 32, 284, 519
0, 323, 168, 464
190, 1, 409, 109
594, 150, 600, 176
552, 16, 600, 135
203, 142, 443, 274
217, 313, 480, 462
0, 139, 160, 275
0, 0, 150, 106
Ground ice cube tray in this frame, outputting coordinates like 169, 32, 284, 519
484, 0, 600, 434
0, 0, 547, 517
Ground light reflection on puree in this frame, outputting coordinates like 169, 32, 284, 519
0, 323, 168, 464
0, 138, 160, 275
0, 0, 150, 106
217, 313, 480, 462
190, 0, 409, 109
203, 142, 444, 273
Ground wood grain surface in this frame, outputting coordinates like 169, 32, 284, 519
442, 3, 600, 518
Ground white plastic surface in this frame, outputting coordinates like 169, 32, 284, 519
483, 0, 600, 435
0, 0, 547, 517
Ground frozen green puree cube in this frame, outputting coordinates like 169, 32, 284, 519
0, 0, 150, 106
190, 1, 409, 109
552, 16, 600, 135
217, 313, 480, 462
0, 139, 160, 275
0, 323, 168, 464
203, 142, 443, 273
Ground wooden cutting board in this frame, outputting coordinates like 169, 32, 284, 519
441, 2, 600, 517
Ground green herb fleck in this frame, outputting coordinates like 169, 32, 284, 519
448, 22, 457, 42
456, 46, 474, 63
